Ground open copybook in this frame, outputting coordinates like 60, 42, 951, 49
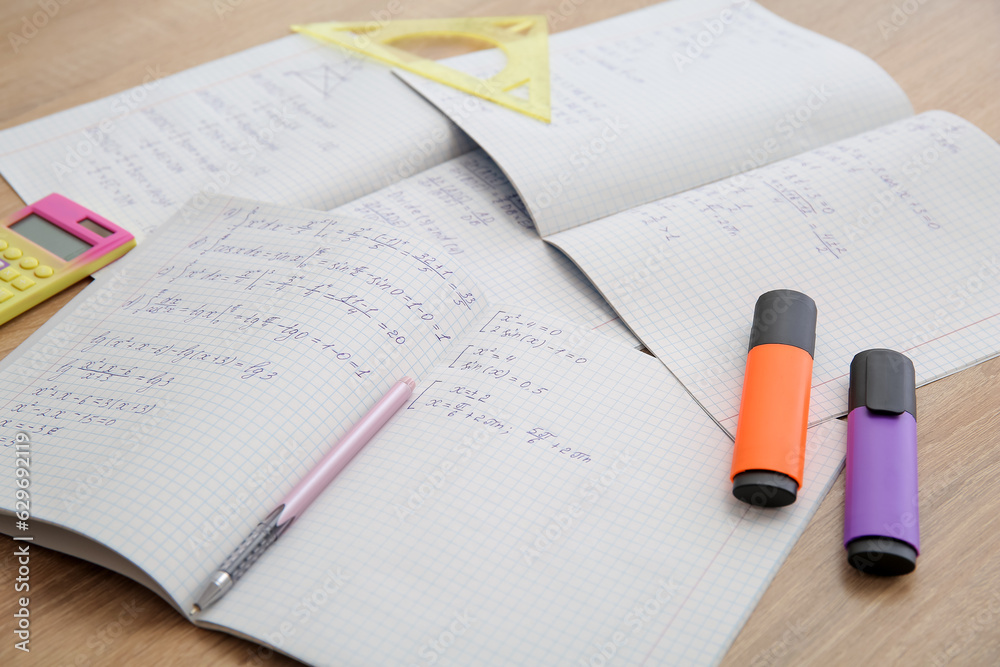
0, 196, 846, 665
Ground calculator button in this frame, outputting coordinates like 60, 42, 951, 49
0, 267, 19, 282
11, 276, 34, 291
0, 287, 11, 303
19, 257, 38, 269
0, 240, 7, 250
34, 265, 54, 278
3, 247, 22, 260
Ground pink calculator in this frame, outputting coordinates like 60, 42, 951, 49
0, 194, 136, 326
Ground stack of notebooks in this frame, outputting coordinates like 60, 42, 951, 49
1, 1, 999, 664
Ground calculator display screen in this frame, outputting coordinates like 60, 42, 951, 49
10, 214, 92, 260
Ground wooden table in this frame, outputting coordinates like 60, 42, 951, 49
1, 0, 998, 664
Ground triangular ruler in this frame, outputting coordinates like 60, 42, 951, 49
292, 16, 551, 123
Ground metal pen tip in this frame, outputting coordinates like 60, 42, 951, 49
192, 570, 234, 613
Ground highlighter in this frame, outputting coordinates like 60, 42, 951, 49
844, 349, 919, 575
731, 289, 817, 508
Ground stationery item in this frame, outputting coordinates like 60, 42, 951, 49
0, 194, 135, 326
844, 349, 919, 575
731, 290, 816, 507
294, 16, 551, 122
0, 196, 849, 666
192, 377, 416, 613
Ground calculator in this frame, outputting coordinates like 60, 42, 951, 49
0, 194, 136, 326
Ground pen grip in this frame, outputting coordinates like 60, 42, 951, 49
219, 506, 284, 583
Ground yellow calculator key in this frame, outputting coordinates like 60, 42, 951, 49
11, 276, 34, 291
0, 194, 136, 326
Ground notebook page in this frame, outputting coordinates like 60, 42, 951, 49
201, 306, 847, 666
0, 195, 484, 603
397, 0, 913, 237
0, 35, 473, 239
549, 111, 1000, 432
332, 149, 640, 348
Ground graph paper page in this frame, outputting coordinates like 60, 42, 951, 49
549, 111, 1000, 432
0, 195, 485, 599
331, 150, 640, 348
201, 306, 848, 666
0, 35, 473, 239
397, 0, 913, 237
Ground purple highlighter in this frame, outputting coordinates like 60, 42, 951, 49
844, 349, 919, 575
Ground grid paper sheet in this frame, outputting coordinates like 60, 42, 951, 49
549, 111, 1000, 432
196, 306, 848, 667
0, 35, 473, 239
0, 196, 486, 598
397, 0, 913, 237
332, 150, 640, 348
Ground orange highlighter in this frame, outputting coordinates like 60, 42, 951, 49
731, 289, 817, 508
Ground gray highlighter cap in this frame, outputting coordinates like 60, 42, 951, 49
747, 289, 817, 357
849, 349, 917, 419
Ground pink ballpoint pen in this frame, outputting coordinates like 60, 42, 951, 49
191, 377, 416, 613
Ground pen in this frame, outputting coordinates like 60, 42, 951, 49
190, 377, 416, 614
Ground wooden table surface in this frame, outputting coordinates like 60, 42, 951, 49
1, 0, 998, 664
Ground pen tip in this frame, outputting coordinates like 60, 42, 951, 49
190, 604, 201, 615
400, 377, 416, 390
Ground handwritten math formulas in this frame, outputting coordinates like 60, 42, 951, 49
477, 311, 590, 364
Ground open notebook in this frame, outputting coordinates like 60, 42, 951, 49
395, 0, 1000, 429
0, 197, 846, 665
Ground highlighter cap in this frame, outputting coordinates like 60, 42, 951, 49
849, 349, 916, 419
748, 289, 817, 357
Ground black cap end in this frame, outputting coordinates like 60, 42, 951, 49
748, 289, 817, 357
847, 537, 917, 576
732, 470, 798, 508
849, 349, 917, 419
